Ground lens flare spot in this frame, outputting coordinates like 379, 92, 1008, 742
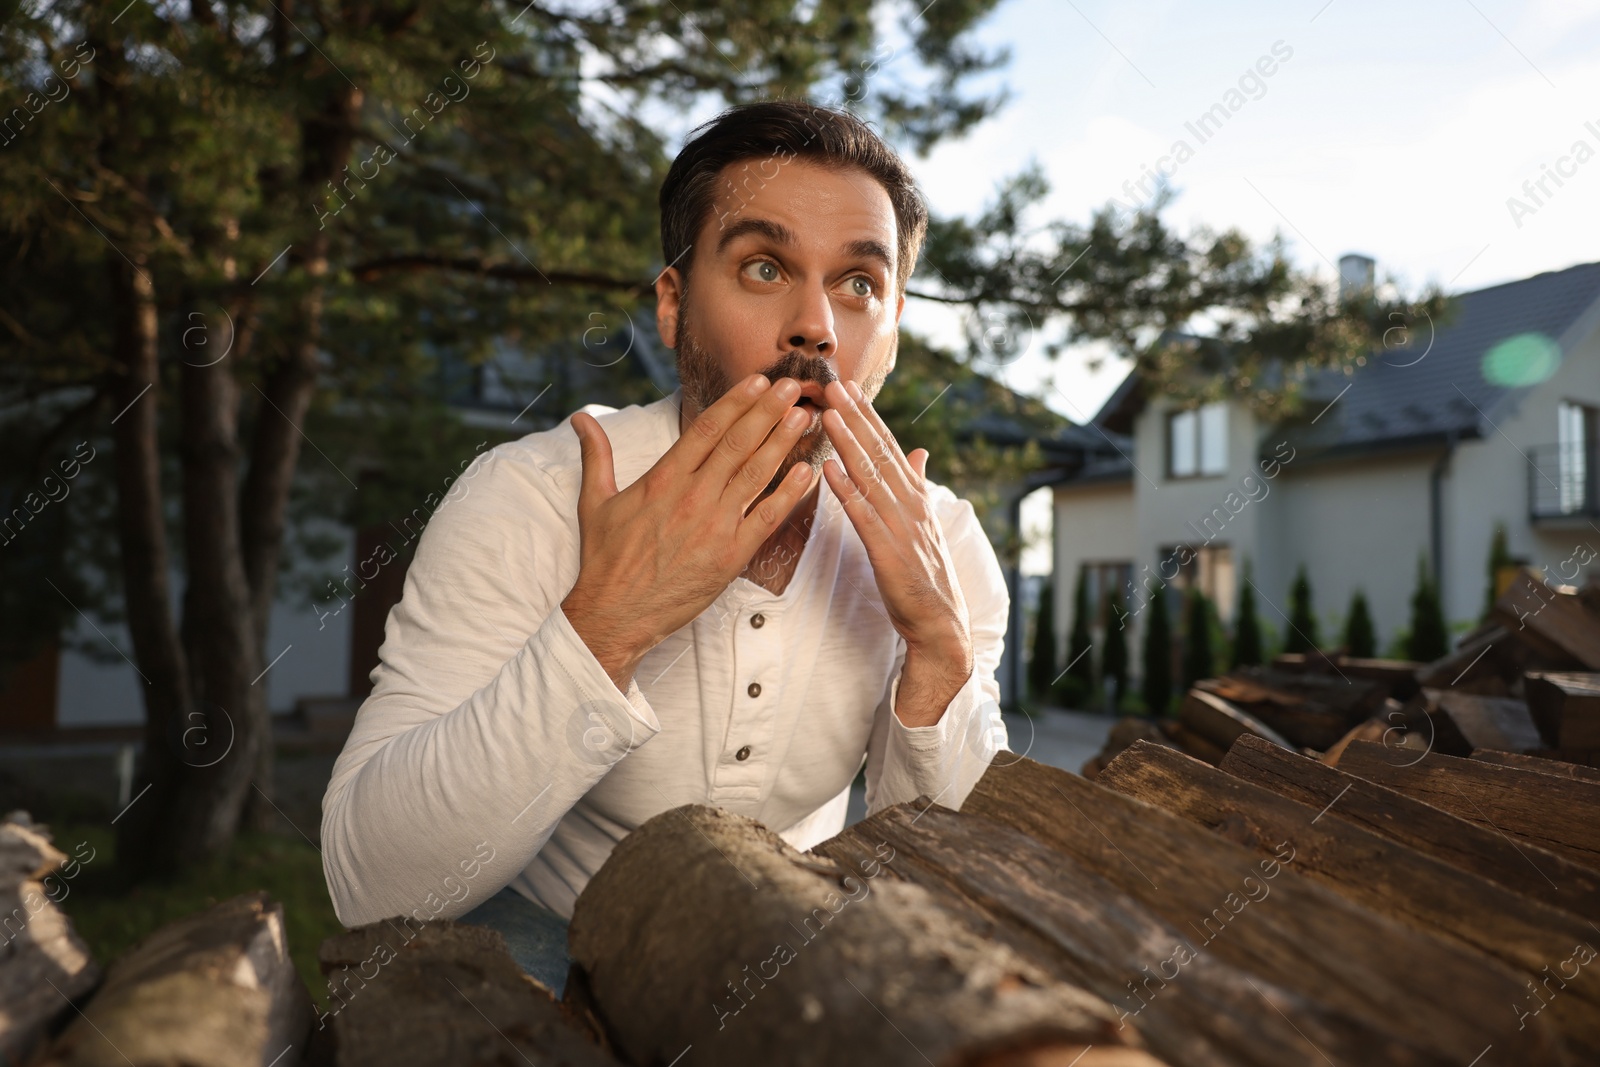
1481, 332, 1560, 387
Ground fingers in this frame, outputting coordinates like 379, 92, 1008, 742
571, 412, 618, 523
908, 448, 929, 482
821, 379, 913, 506
843, 379, 918, 483
735, 461, 817, 557
661, 372, 772, 476
697, 377, 805, 487
721, 399, 813, 513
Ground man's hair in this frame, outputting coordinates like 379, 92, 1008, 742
659, 100, 928, 298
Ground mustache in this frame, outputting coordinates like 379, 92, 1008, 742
759, 351, 837, 388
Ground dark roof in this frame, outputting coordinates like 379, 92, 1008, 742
1085, 259, 1600, 464
1284, 260, 1600, 458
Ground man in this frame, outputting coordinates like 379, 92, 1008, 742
320, 100, 1010, 997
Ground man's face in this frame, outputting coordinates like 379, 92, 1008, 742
657, 157, 906, 482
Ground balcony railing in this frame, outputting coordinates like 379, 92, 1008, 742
1529, 442, 1600, 519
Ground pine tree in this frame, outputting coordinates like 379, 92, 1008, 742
1066, 568, 1095, 692
1028, 577, 1056, 704
1407, 557, 1450, 662
1182, 587, 1215, 689
1232, 560, 1263, 667
1484, 523, 1513, 620
1285, 565, 1320, 654
1142, 584, 1174, 716
1102, 588, 1130, 710
1344, 589, 1376, 658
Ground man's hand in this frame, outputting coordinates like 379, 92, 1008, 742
561, 374, 817, 692
820, 379, 974, 726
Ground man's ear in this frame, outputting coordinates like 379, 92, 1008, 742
656, 266, 685, 348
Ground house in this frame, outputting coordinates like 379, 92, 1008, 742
1049, 255, 1600, 691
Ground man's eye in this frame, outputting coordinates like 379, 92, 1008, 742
847, 276, 875, 298
744, 261, 780, 283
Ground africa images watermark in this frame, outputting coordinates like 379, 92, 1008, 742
1114, 839, 1297, 1031
1109, 40, 1294, 214
1505, 116, 1600, 230
314, 41, 498, 229
1113, 441, 1297, 629
712, 839, 898, 1030
0, 441, 98, 549
0, 41, 95, 149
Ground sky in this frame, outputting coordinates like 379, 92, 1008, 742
891, 0, 1600, 423
655, 0, 1600, 571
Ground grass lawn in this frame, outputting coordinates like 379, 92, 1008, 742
53, 821, 343, 1009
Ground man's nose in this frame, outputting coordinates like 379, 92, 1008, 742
782, 281, 836, 357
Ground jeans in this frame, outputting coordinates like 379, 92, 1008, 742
456, 885, 573, 997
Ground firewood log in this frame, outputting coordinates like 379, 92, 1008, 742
1473, 748, 1600, 784
965, 754, 1567, 1064
37, 892, 310, 1067
567, 803, 1153, 1067
1101, 741, 1600, 1056
1340, 740, 1600, 873
1220, 735, 1600, 918
1526, 673, 1600, 749
1492, 570, 1600, 669
315, 919, 623, 1067
813, 799, 1456, 1067
1176, 689, 1293, 754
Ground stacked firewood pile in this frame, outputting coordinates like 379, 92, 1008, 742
1085, 566, 1600, 775
8, 569, 1600, 1065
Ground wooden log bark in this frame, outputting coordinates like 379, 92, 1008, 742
1177, 689, 1293, 753
1492, 570, 1600, 669
1339, 740, 1600, 873
37, 891, 310, 1067
1100, 741, 1600, 1054
812, 799, 1456, 1067
1220, 735, 1600, 919
964, 754, 1568, 1065
1416, 624, 1516, 689
1194, 669, 1385, 750
0, 817, 99, 1065
1527, 672, 1600, 748
1321, 715, 1391, 765
1428, 689, 1544, 753
1474, 748, 1600, 784
567, 803, 1154, 1067
315, 919, 623, 1067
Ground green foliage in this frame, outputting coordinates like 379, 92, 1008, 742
1101, 588, 1130, 711
1484, 523, 1513, 620
1406, 556, 1450, 662
1141, 584, 1173, 717
1181, 586, 1215, 689
1343, 589, 1377, 658
1028, 577, 1056, 703
1066, 569, 1095, 688
1232, 559, 1263, 667
1285, 565, 1319, 654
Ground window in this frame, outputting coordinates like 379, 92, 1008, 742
1168, 402, 1228, 478
1558, 401, 1596, 514
1081, 561, 1135, 629
1158, 543, 1237, 623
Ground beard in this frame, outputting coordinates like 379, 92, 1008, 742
674, 295, 894, 498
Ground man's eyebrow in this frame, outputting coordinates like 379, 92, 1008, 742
716, 217, 796, 256
844, 238, 894, 276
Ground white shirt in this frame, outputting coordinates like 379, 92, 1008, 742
320, 388, 1010, 926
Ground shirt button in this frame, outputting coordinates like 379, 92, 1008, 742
736, 745, 752, 761
751, 613, 765, 629
747, 682, 762, 698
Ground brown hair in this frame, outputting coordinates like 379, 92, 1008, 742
659, 100, 928, 297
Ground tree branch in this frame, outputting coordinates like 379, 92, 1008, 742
348, 253, 652, 294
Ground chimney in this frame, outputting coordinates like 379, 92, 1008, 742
1339, 253, 1375, 303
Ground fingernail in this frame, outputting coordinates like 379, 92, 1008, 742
784, 407, 807, 428
775, 378, 800, 400
749, 374, 770, 395
847, 379, 863, 402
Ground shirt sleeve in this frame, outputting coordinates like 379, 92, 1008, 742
319, 439, 660, 928
860, 493, 1010, 818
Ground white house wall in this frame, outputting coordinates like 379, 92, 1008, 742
1051, 481, 1137, 660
